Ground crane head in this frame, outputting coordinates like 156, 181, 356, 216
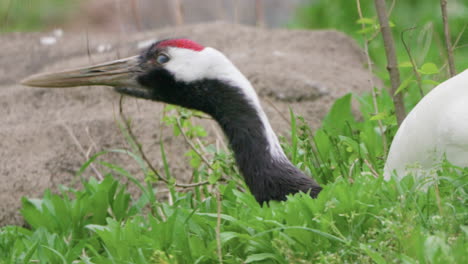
21, 39, 253, 114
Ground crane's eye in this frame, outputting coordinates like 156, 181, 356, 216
156, 53, 170, 64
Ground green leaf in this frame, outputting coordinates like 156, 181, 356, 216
357, 26, 376, 35
245, 253, 280, 263
356, 17, 375, 25
360, 244, 387, 264
418, 63, 439, 75
208, 173, 220, 184
321, 94, 355, 135
398, 61, 414, 68
395, 78, 415, 95
422, 79, 440, 86
23, 241, 39, 263
42, 246, 68, 264
370, 112, 388, 121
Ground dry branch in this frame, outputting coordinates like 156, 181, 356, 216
118, 96, 210, 188
172, 0, 184, 26
356, 0, 388, 157
440, 0, 456, 76
401, 27, 424, 97
374, 0, 406, 125
255, 0, 264, 27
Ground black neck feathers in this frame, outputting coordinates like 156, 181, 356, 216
136, 69, 322, 203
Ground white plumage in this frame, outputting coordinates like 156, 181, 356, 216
384, 69, 468, 180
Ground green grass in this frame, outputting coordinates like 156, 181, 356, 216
1, 92, 466, 263
0, 0, 76, 32
1, 0, 468, 263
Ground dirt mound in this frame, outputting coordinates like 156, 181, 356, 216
0, 23, 377, 226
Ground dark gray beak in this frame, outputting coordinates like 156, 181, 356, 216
21, 56, 141, 88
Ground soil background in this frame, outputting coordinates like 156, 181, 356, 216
0, 22, 378, 226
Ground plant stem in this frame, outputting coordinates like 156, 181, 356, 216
173, 0, 184, 26
440, 0, 456, 76
401, 27, 424, 98
255, 0, 264, 27
216, 188, 223, 264
118, 96, 210, 188
374, 0, 406, 126
356, 0, 388, 157
175, 115, 213, 170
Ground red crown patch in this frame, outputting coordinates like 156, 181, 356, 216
157, 39, 205, 52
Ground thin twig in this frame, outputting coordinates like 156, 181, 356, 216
374, 0, 406, 126
119, 96, 166, 183
347, 158, 359, 183
113, 0, 123, 59
172, 0, 184, 26
85, 127, 100, 157
85, 29, 95, 65
175, 110, 230, 185
118, 96, 210, 188
263, 97, 290, 126
452, 23, 467, 48
433, 176, 444, 216
356, 0, 388, 157
1, 0, 12, 32
363, 159, 379, 178
255, 0, 264, 27
211, 123, 229, 152
176, 116, 214, 170
130, 0, 142, 31
440, 0, 456, 76
61, 123, 104, 180
454, 43, 468, 50
401, 27, 424, 98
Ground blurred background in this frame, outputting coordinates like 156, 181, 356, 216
1, 0, 466, 73
0, 0, 307, 32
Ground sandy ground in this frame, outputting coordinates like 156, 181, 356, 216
0, 23, 377, 226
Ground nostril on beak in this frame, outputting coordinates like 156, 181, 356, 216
87, 70, 105, 73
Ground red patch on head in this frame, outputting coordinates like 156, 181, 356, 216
157, 39, 205, 52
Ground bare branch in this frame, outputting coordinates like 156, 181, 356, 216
440, 0, 456, 76
175, 115, 213, 170
61, 123, 104, 180
130, 0, 142, 31
374, 0, 406, 125
401, 27, 424, 97
363, 159, 379, 178
255, 0, 264, 27
356, 0, 388, 157
118, 96, 210, 188
263, 97, 290, 126
172, 0, 184, 26
452, 23, 467, 49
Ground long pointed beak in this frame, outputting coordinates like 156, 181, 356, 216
21, 56, 141, 88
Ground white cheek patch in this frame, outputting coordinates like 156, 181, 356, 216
165, 47, 288, 161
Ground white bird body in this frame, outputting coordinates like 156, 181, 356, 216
384, 69, 468, 180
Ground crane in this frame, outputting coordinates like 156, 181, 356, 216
21, 38, 322, 204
